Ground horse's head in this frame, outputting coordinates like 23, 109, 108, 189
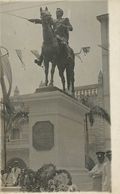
40, 7, 52, 25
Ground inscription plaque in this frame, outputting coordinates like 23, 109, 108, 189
32, 121, 54, 151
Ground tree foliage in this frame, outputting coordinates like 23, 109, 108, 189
87, 105, 111, 126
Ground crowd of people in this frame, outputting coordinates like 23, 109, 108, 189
1, 162, 78, 192
89, 150, 112, 192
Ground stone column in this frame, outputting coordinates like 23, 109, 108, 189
97, 14, 111, 150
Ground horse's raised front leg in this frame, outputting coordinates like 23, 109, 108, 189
49, 63, 56, 87
44, 59, 49, 86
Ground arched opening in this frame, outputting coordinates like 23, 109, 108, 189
7, 158, 27, 169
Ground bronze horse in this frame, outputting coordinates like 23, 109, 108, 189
39, 7, 75, 95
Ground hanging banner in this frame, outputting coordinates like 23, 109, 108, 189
0, 48, 14, 114
0, 49, 12, 97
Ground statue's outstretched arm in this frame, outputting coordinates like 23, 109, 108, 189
28, 19, 42, 24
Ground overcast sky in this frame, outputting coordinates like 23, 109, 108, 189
0, 0, 108, 96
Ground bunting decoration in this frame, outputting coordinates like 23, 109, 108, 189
15, 49, 26, 70
31, 50, 40, 59
75, 47, 90, 62
82, 47, 90, 55
75, 52, 82, 62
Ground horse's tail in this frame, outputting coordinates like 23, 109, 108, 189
70, 47, 75, 60
66, 65, 70, 91
66, 48, 75, 94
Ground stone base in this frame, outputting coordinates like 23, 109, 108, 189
69, 168, 93, 191
1, 186, 21, 192
55, 167, 92, 191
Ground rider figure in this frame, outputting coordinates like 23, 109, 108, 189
53, 8, 73, 58
29, 8, 73, 66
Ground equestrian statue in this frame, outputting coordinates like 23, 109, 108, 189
29, 7, 75, 95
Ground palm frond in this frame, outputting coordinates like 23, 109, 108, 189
88, 105, 110, 126
4, 110, 29, 132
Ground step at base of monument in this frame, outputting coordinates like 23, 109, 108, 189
70, 168, 93, 191
1, 186, 21, 192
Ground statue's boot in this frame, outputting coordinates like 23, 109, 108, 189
34, 54, 43, 66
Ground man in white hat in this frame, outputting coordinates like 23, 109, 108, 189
89, 151, 105, 191
102, 150, 112, 192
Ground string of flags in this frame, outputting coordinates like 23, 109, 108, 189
14, 49, 41, 70
13, 47, 90, 69
0, 47, 91, 75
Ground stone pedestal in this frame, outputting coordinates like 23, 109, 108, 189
24, 87, 92, 190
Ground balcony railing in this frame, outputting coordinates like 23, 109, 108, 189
74, 85, 98, 107
75, 88, 98, 99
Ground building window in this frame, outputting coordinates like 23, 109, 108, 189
11, 128, 20, 140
